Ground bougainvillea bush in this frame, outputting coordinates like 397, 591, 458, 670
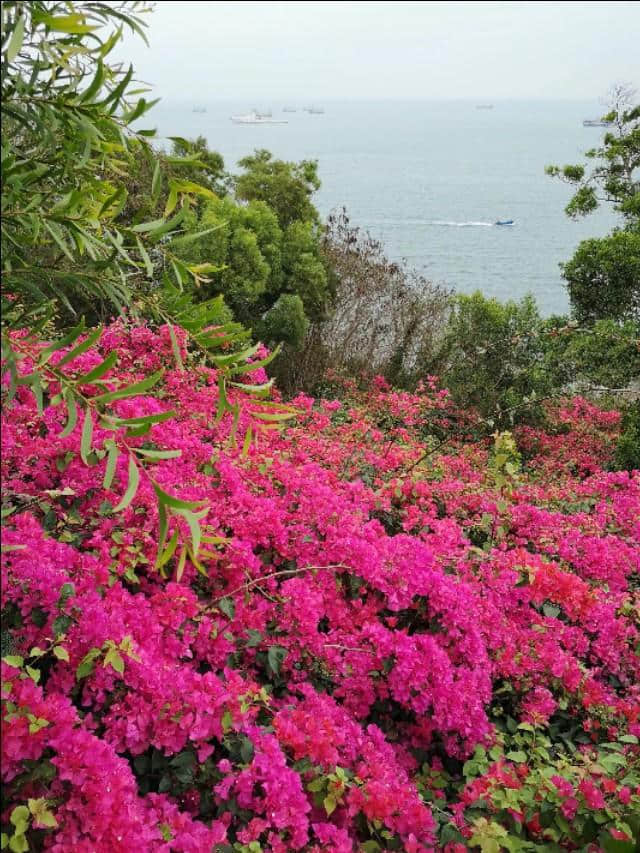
2, 322, 639, 853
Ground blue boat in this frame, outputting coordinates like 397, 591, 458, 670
495, 219, 514, 226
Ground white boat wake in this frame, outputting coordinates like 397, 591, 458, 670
429, 220, 495, 227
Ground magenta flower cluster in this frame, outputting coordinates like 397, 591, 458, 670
2, 322, 638, 851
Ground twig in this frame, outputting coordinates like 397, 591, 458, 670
209, 564, 350, 607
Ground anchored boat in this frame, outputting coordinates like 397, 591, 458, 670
230, 111, 288, 125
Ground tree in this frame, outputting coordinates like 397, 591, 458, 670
546, 84, 639, 322
0, 1, 223, 326
559, 231, 640, 324
435, 292, 553, 426
235, 149, 321, 228
171, 160, 330, 338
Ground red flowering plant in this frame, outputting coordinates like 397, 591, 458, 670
2, 319, 639, 852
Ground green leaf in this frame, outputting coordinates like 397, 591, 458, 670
136, 236, 153, 277
156, 529, 179, 570
175, 544, 187, 582
103, 648, 125, 675
103, 441, 119, 489
56, 391, 77, 439
5, 15, 25, 63
102, 63, 133, 108
79, 59, 105, 103
133, 447, 182, 460
76, 647, 101, 680
151, 482, 206, 511
505, 751, 527, 763
167, 324, 184, 371
267, 645, 287, 677
43, 221, 75, 261
39, 321, 85, 363
174, 507, 204, 556
3, 655, 24, 669
218, 598, 235, 619
53, 646, 69, 662
76, 351, 118, 384
113, 454, 139, 512
92, 369, 164, 404
131, 217, 165, 234
35, 12, 97, 33
29, 646, 46, 658
111, 410, 177, 428
9, 807, 29, 828
151, 159, 162, 202
80, 408, 94, 464
242, 424, 253, 456
323, 794, 336, 816
26, 666, 40, 683
228, 346, 280, 377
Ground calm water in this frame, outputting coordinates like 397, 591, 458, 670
145, 99, 619, 315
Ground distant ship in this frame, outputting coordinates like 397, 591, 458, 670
476, 104, 494, 109
583, 118, 614, 127
230, 111, 288, 125
304, 106, 325, 114
283, 107, 297, 113
192, 106, 207, 113
253, 108, 272, 118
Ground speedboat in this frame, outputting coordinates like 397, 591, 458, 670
495, 219, 514, 226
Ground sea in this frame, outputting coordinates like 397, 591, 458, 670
143, 99, 620, 316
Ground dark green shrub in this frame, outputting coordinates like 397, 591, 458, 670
260, 294, 309, 348
613, 401, 640, 470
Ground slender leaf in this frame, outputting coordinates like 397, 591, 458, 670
56, 327, 103, 368
60, 392, 78, 438
151, 482, 206, 511
103, 441, 119, 489
75, 351, 118, 384
92, 369, 163, 404
156, 529, 179, 569
113, 454, 140, 512
167, 324, 184, 371
80, 409, 93, 464
5, 15, 25, 63
133, 447, 182, 460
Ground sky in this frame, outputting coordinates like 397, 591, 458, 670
114, 1, 640, 101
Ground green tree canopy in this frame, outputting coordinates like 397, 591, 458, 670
235, 149, 321, 228
546, 84, 640, 323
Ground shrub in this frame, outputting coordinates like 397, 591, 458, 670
433, 291, 553, 427
613, 400, 640, 470
277, 209, 452, 393
561, 231, 640, 324
259, 293, 309, 348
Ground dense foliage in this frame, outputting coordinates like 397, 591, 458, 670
171, 154, 330, 340
546, 84, 640, 324
2, 322, 639, 852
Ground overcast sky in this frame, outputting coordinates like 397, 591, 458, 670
115, 1, 640, 101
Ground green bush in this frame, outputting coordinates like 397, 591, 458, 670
561, 231, 640, 324
259, 294, 309, 348
541, 317, 640, 390
435, 292, 552, 427
613, 401, 640, 471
